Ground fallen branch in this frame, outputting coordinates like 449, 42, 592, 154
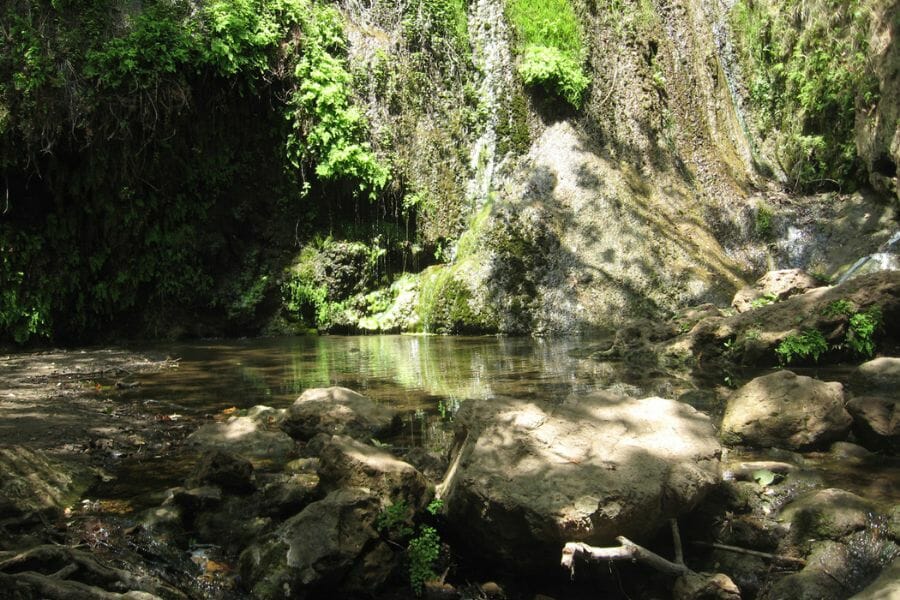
561, 537, 692, 579
691, 541, 806, 567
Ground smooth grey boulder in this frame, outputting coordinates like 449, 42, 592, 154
318, 435, 429, 510
853, 357, 900, 391
438, 394, 721, 569
721, 371, 851, 450
186, 406, 295, 467
238, 487, 394, 599
846, 395, 899, 452
278, 387, 399, 442
732, 269, 820, 313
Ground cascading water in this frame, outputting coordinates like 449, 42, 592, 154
837, 230, 900, 284
465, 0, 514, 211
706, 0, 758, 168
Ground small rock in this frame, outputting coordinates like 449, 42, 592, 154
846, 396, 899, 452
186, 411, 296, 467
191, 450, 255, 493
481, 581, 504, 598
721, 371, 851, 450
779, 489, 876, 540
425, 581, 460, 600
673, 572, 741, 600
828, 441, 873, 459
318, 435, 429, 509
278, 386, 400, 442
731, 269, 820, 313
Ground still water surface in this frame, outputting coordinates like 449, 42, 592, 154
102, 335, 896, 510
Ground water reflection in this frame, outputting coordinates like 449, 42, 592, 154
134, 335, 694, 448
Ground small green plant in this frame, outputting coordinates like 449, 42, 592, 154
376, 501, 414, 538
426, 498, 444, 515
754, 203, 773, 239
408, 524, 441, 595
750, 292, 779, 309
847, 306, 881, 358
775, 329, 828, 364
823, 298, 854, 317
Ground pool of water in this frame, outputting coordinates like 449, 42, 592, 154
92, 335, 898, 511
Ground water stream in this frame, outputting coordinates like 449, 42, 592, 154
89, 335, 899, 512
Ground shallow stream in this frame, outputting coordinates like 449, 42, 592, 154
91, 334, 899, 513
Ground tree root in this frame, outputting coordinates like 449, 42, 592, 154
0, 545, 187, 599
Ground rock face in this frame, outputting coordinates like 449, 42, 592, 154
732, 269, 821, 313
239, 487, 393, 599
721, 371, 851, 450
318, 435, 429, 509
846, 396, 899, 452
438, 394, 721, 569
278, 387, 399, 442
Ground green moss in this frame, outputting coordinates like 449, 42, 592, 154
505, 0, 590, 108
729, 0, 878, 190
418, 262, 494, 334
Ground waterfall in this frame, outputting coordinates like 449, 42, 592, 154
466, 0, 514, 211
836, 230, 900, 284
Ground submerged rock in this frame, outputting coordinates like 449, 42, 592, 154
721, 371, 850, 450
438, 394, 721, 569
239, 487, 394, 599
278, 386, 399, 442
0, 447, 95, 521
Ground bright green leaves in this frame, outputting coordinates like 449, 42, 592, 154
775, 329, 829, 364
506, 0, 589, 108
517, 45, 590, 109
287, 4, 389, 199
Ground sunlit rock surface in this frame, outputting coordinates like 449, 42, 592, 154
438, 394, 721, 568
721, 371, 850, 450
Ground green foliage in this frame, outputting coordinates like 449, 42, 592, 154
505, 0, 589, 108
821, 300, 882, 358
823, 299, 854, 318
775, 329, 828, 364
754, 203, 774, 239
0, 0, 391, 343
287, 4, 390, 198
730, 0, 878, 190
376, 501, 415, 538
517, 45, 590, 108
749, 292, 778, 309
847, 306, 881, 358
408, 525, 441, 596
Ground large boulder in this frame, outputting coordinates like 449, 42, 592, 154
238, 487, 394, 599
278, 387, 399, 442
732, 269, 821, 313
721, 371, 851, 450
846, 396, 899, 452
438, 394, 721, 569
779, 489, 876, 540
187, 406, 295, 467
853, 357, 900, 391
318, 435, 429, 510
